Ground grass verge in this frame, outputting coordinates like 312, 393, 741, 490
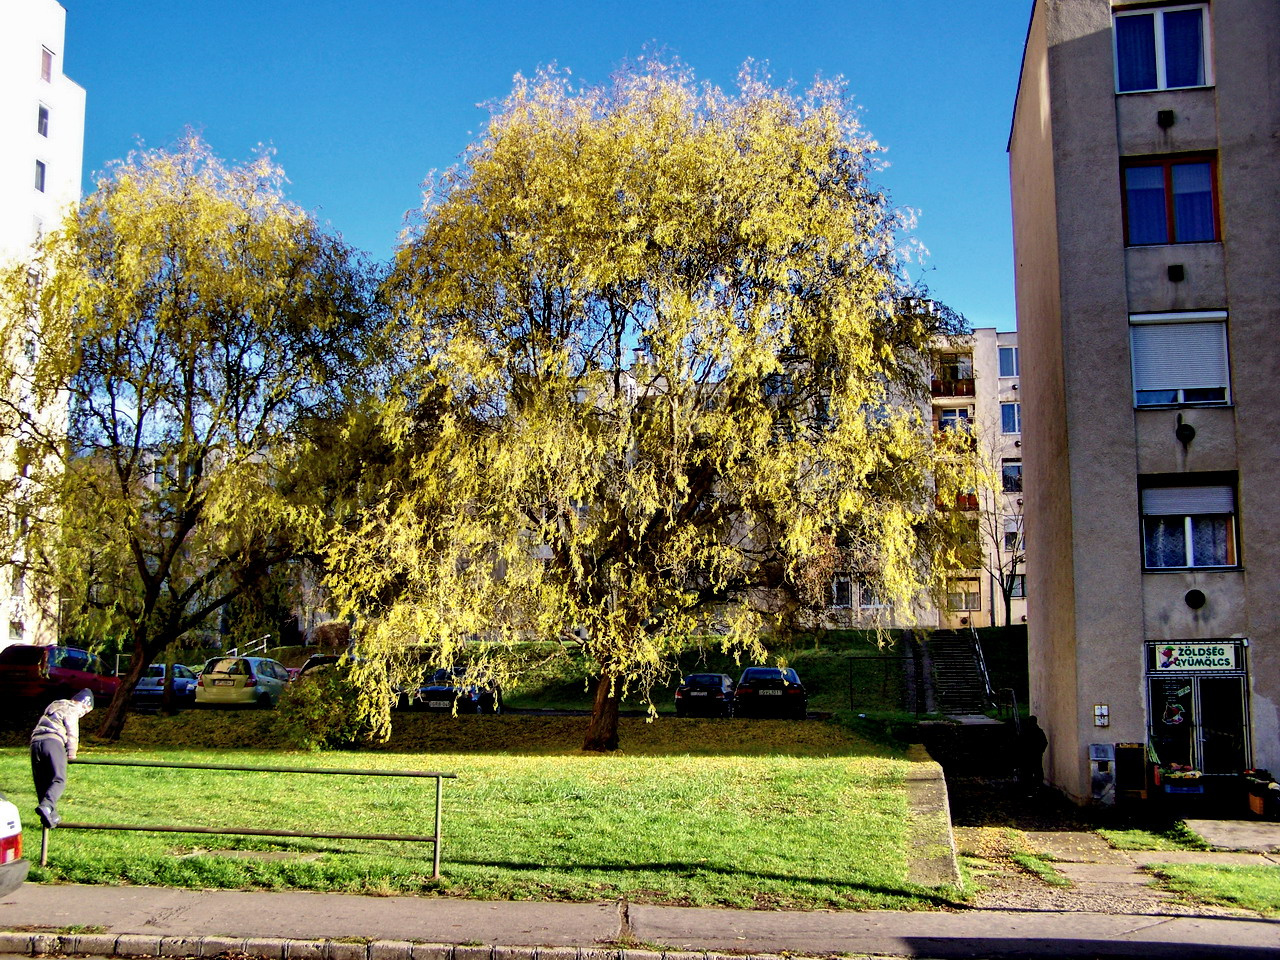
0, 716, 962, 911
1145, 864, 1280, 917
1098, 822, 1211, 851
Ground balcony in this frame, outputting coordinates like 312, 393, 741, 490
931, 378, 975, 398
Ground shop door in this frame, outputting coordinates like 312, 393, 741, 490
1199, 676, 1248, 774
1147, 674, 1250, 773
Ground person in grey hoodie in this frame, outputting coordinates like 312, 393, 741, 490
30, 688, 94, 828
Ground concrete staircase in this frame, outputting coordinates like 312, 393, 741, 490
926, 629, 995, 716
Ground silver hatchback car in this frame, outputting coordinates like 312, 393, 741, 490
195, 656, 291, 708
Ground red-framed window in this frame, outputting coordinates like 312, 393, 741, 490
1122, 155, 1218, 245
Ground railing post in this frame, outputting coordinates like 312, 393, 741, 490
432, 775, 443, 879
39, 825, 49, 867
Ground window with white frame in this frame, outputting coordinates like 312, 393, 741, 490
37, 104, 49, 137
1114, 4, 1211, 93
1141, 481, 1237, 569
938, 406, 972, 432
40, 48, 53, 82
1001, 402, 1021, 434
1004, 517, 1024, 553
946, 578, 981, 612
858, 579, 885, 609
1130, 312, 1229, 407
34, 160, 46, 193
1001, 459, 1023, 493
999, 346, 1019, 378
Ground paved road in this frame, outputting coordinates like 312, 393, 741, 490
2, 881, 1279, 960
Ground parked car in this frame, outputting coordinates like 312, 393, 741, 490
401, 667, 501, 714
130, 663, 199, 710
733, 666, 807, 719
0, 792, 28, 896
674, 672, 735, 717
297, 653, 344, 678
0, 644, 119, 704
195, 656, 291, 708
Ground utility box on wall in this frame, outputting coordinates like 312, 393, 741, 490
1090, 742, 1116, 804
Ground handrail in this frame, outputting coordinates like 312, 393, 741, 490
223, 634, 270, 658
42, 758, 455, 878
968, 627, 997, 709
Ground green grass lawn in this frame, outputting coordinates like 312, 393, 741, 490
1, 715, 961, 911
1145, 863, 1280, 917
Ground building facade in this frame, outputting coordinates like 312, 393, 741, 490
829, 326, 1027, 632
1010, 0, 1279, 801
0, 0, 85, 649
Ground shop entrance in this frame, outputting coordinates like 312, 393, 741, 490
1146, 641, 1250, 774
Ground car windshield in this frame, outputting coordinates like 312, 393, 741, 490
741, 668, 797, 683
205, 658, 248, 676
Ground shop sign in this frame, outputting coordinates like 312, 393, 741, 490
1154, 642, 1240, 672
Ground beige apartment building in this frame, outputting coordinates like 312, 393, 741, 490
0, 0, 84, 650
829, 327, 1027, 632
1010, 0, 1279, 801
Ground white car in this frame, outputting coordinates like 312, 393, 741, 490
0, 793, 29, 895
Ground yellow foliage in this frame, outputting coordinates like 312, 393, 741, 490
326, 61, 973, 746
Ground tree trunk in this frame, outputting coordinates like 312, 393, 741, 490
97, 636, 150, 741
582, 671, 621, 752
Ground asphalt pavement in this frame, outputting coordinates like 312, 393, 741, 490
1, 880, 1279, 960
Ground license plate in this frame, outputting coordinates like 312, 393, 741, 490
212, 679, 235, 686
759, 690, 783, 696
428, 700, 450, 708
690, 691, 708, 696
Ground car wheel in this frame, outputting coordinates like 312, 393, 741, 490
257, 692, 274, 709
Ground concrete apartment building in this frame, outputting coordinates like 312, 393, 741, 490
0, 0, 84, 649
830, 327, 1027, 632
1010, 0, 1279, 802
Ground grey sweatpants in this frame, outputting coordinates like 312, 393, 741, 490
30, 738, 68, 815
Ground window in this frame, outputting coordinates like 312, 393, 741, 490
9, 622, 23, 643
947, 578, 981, 612
1123, 156, 1217, 245
1004, 517, 1024, 552
37, 104, 49, 137
999, 346, 1019, 378
831, 573, 852, 608
858, 580, 885, 609
1008, 574, 1026, 599
34, 160, 46, 193
40, 47, 53, 82
1130, 312, 1229, 406
935, 353, 973, 381
1114, 5, 1210, 93
11, 568, 24, 598
1001, 402, 1021, 434
938, 406, 972, 432
1001, 459, 1023, 493
1142, 482, 1236, 569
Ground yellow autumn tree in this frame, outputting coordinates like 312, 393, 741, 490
329, 62, 973, 750
0, 135, 373, 739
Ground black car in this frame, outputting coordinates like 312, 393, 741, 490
401, 667, 501, 714
674, 672, 735, 717
733, 666, 807, 719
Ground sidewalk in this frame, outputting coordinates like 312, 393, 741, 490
2, 881, 1279, 960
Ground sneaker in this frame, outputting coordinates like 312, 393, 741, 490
35, 804, 59, 829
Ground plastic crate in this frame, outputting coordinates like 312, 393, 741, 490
1164, 782, 1205, 794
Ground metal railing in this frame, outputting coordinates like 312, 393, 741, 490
41, 758, 455, 878
223, 634, 271, 658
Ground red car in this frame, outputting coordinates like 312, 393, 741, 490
0, 644, 119, 704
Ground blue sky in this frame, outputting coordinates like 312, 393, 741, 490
63, 1, 1029, 331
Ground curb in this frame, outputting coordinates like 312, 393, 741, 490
0, 933, 794, 960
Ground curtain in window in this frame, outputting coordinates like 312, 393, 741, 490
1163, 9, 1205, 88
1144, 516, 1187, 567
1172, 162, 1215, 241
1191, 516, 1231, 566
1125, 166, 1169, 244
1115, 14, 1157, 91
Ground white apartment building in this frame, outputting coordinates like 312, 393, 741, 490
0, 0, 84, 649
828, 327, 1027, 631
